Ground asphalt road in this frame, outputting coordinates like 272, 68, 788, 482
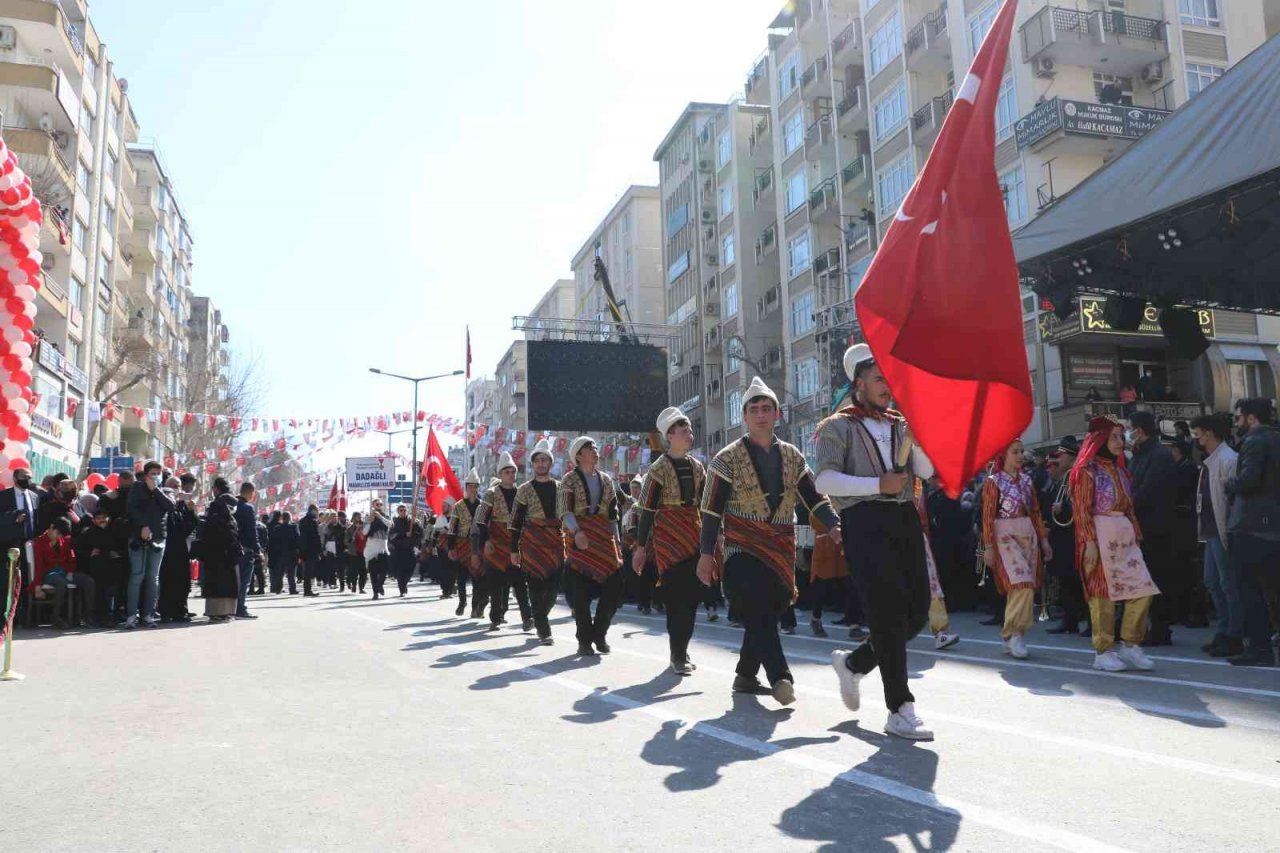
6, 582, 1279, 852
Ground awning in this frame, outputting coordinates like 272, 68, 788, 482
1217, 343, 1274, 363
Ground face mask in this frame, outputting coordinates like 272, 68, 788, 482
1124, 429, 1136, 445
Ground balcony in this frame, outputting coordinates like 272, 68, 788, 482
118, 191, 135, 234
1013, 96, 1171, 156
812, 247, 842, 280
830, 20, 862, 62
130, 185, 160, 227
752, 167, 775, 207
835, 83, 867, 129
755, 222, 778, 264
906, 4, 950, 74
0, 0, 84, 70
808, 176, 839, 225
804, 112, 834, 156
1021, 5, 1168, 77
800, 55, 829, 97
703, 325, 723, 353
115, 248, 133, 283
0, 60, 75, 129
744, 55, 769, 102
840, 154, 871, 196
748, 115, 770, 155
911, 89, 954, 150
125, 226, 157, 268
3, 127, 73, 191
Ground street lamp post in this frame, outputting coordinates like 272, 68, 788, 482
369, 368, 464, 529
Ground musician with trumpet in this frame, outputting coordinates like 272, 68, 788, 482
1041, 436, 1086, 635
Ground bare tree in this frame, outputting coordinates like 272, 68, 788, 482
77, 304, 160, 473
18, 153, 73, 215
163, 347, 265, 459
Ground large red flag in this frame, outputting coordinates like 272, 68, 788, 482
327, 477, 340, 510
854, 0, 1029, 497
420, 426, 463, 515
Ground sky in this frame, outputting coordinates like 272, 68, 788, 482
89, 0, 784, 470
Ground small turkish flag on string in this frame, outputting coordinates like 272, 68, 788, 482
854, 0, 1029, 497
131, 406, 145, 420
207, 414, 219, 429
182, 412, 194, 427
159, 410, 171, 426
66, 398, 79, 419
230, 417, 241, 431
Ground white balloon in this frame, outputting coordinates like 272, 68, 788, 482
7, 268, 25, 287
14, 412, 29, 429
1, 382, 19, 398
21, 301, 35, 318
1, 327, 22, 344
10, 342, 31, 359
0, 470, 12, 489
26, 250, 40, 269
14, 284, 34, 301
17, 357, 31, 374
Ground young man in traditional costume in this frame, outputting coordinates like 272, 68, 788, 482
981, 440, 1052, 659
698, 377, 839, 706
633, 406, 707, 676
1070, 416, 1158, 672
473, 452, 534, 633
822, 345, 938, 741
448, 470, 488, 620
558, 436, 624, 656
510, 440, 563, 646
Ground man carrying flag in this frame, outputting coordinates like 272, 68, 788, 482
828, 0, 1029, 739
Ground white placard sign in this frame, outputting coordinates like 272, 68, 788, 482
345, 456, 397, 490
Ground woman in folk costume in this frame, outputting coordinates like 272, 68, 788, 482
633, 406, 709, 676
558, 436, 625, 656
449, 470, 489, 619
1070, 416, 1159, 672
917, 484, 960, 651
981, 440, 1051, 659
473, 452, 534, 632
510, 439, 564, 645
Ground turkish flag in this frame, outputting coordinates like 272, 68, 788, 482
419, 426, 463, 515
159, 410, 171, 426
853, 0, 1029, 497
327, 478, 340, 510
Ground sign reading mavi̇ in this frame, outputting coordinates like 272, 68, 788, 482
345, 456, 397, 490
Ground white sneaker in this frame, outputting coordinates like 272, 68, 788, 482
1007, 634, 1029, 659
772, 679, 796, 706
885, 703, 934, 741
934, 631, 959, 650
1093, 650, 1128, 672
1116, 642, 1154, 671
830, 650, 863, 711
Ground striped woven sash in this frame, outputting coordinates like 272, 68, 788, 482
521, 519, 563, 580
652, 505, 701, 575
564, 514, 622, 583
724, 514, 797, 598
484, 523, 512, 573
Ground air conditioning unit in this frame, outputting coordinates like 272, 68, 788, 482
706, 253, 719, 266
700, 209, 715, 223
40, 253, 56, 272
1034, 57, 1056, 79
1141, 62, 1165, 84
0, 26, 17, 50
704, 302, 719, 315
697, 159, 714, 172
38, 113, 54, 132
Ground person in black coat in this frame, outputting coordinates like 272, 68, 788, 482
1127, 411, 1179, 646
252, 515, 270, 596
196, 493, 243, 622
389, 506, 417, 597
298, 505, 322, 597
157, 479, 199, 623
268, 512, 301, 594
1041, 437, 1084, 634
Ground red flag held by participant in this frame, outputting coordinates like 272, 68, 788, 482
854, 0, 1029, 497
327, 478, 339, 510
419, 426, 463, 515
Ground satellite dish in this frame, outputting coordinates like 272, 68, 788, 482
38, 113, 53, 132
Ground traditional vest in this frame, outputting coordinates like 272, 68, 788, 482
512, 478, 562, 579
556, 469, 618, 520
514, 478, 559, 523
477, 485, 517, 572
558, 469, 621, 582
814, 407, 917, 510
449, 498, 480, 565
643, 453, 707, 573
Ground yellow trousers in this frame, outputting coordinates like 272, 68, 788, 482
1002, 587, 1035, 639
1088, 596, 1152, 653
928, 597, 949, 633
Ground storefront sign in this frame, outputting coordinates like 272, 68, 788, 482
1014, 99, 1060, 150
1016, 99, 1171, 151
36, 339, 89, 391
31, 412, 64, 440
1078, 296, 1215, 338
1065, 353, 1118, 389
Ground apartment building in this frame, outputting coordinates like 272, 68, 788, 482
188, 296, 230, 402
465, 376, 500, 480
569, 185, 663, 332
654, 98, 787, 459
756, 0, 1273, 454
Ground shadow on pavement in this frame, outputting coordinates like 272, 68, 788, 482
429, 641, 536, 670
638, 693, 838, 792
562, 670, 698, 726
469, 649, 604, 691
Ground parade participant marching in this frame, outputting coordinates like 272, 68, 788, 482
633, 406, 708, 676
1042, 437, 1084, 635
1070, 416, 1160, 672
981, 440, 1052, 659
473, 452, 534, 632
449, 471, 488, 619
917, 485, 960, 650
699, 378, 840, 706
821, 345, 937, 740
510, 440, 563, 646
558, 436, 624, 656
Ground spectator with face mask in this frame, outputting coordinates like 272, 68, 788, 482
123, 462, 176, 629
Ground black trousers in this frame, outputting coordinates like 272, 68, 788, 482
841, 502, 930, 713
439, 558, 457, 596
302, 556, 319, 595
526, 567, 562, 639
392, 550, 415, 595
252, 556, 266, 594
346, 555, 367, 592
489, 568, 531, 626
463, 566, 490, 616
723, 552, 793, 686
1054, 571, 1086, 628
368, 555, 388, 597
658, 556, 701, 663
567, 568, 624, 645
1141, 535, 1176, 640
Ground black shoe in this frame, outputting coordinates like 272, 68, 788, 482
781, 626, 796, 635
595, 639, 612, 654
455, 603, 466, 616
539, 636, 554, 646
1201, 633, 1225, 654
848, 625, 869, 641
732, 675, 772, 695
1210, 636, 1244, 658
488, 623, 500, 632
304, 592, 320, 597
236, 612, 259, 620
522, 618, 534, 632
810, 619, 828, 638
979, 616, 1001, 626
1227, 649, 1277, 667
577, 643, 597, 656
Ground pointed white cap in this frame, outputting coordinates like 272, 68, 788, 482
530, 438, 554, 465
843, 343, 874, 381
464, 468, 481, 485
569, 436, 597, 461
656, 406, 688, 437
496, 451, 517, 472
743, 375, 778, 409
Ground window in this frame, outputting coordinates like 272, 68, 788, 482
107, 148, 118, 178
667, 251, 690, 283
624, 249, 633, 277
727, 390, 744, 427
788, 230, 811, 279
94, 303, 109, 338
106, 98, 119, 131
968, 2, 998, 55
779, 54, 800, 98
66, 339, 81, 368
872, 82, 908, 141
719, 186, 733, 218
995, 75, 1016, 143
1229, 362, 1264, 402
1186, 63, 1224, 98
72, 217, 88, 252
83, 52, 97, 84
792, 290, 816, 337
794, 358, 819, 399
868, 11, 903, 76
717, 131, 732, 168
785, 169, 808, 214
728, 350, 741, 373
722, 233, 736, 267
1000, 164, 1028, 227
75, 161, 90, 195
877, 153, 914, 218
724, 283, 740, 318
622, 210, 631, 235
1179, 0, 1220, 27
1092, 72, 1134, 105
102, 202, 115, 233
96, 252, 109, 286
783, 109, 804, 155
69, 275, 84, 311
80, 108, 94, 141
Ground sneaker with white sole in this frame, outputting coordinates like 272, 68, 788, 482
1007, 634, 1029, 659
934, 631, 959, 650
1116, 642, 1154, 671
885, 702, 934, 741
121, 616, 138, 631
1092, 649, 1128, 672
772, 679, 796, 705
830, 650, 863, 711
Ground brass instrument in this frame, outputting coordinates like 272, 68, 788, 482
975, 541, 989, 587
1, 547, 24, 682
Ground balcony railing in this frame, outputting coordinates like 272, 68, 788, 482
841, 155, 867, 187
800, 56, 828, 90
836, 85, 862, 118
804, 113, 833, 151
808, 176, 838, 213
906, 4, 949, 55
1047, 6, 1163, 42
912, 89, 954, 134
831, 21, 860, 57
